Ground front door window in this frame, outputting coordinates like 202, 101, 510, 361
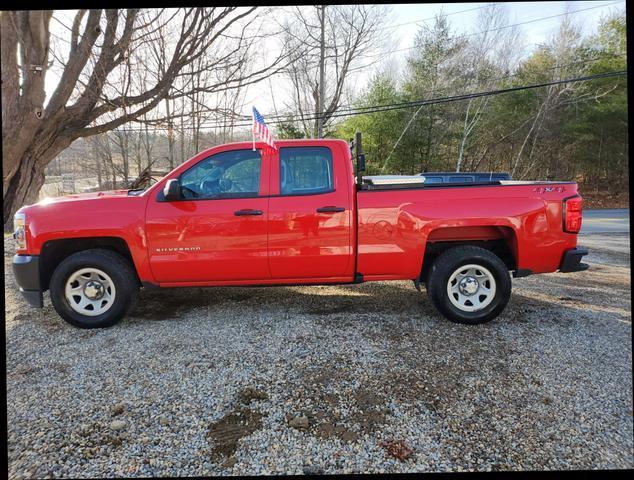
180, 149, 261, 199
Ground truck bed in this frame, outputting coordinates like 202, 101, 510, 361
360, 177, 575, 190
356, 180, 579, 280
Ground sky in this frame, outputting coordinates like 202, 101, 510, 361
44, 1, 626, 130
391, 1, 623, 48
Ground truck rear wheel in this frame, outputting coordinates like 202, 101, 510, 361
425, 245, 511, 324
49, 249, 138, 329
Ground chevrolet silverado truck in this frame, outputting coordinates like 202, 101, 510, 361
12, 135, 588, 328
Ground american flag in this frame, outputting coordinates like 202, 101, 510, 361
252, 106, 277, 150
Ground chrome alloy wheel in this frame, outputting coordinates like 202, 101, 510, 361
446, 264, 497, 312
64, 268, 116, 316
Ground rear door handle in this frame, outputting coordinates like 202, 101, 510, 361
234, 209, 263, 216
316, 206, 345, 213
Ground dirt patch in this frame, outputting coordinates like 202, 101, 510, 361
237, 387, 268, 405
11, 364, 41, 377
373, 335, 521, 416
48, 362, 70, 375
314, 421, 359, 443
207, 406, 263, 461
291, 362, 390, 444
349, 389, 388, 433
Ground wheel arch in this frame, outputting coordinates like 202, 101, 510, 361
420, 225, 518, 283
39, 236, 140, 291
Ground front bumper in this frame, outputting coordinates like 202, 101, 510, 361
12, 255, 43, 308
559, 247, 589, 273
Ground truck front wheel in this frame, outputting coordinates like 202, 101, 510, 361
425, 246, 511, 324
49, 249, 139, 329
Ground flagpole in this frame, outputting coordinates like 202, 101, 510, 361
252, 107, 256, 151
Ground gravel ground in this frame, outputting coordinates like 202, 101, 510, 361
5, 232, 633, 477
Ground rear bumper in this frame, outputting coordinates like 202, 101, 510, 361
12, 255, 43, 308
559, 247, 589, 273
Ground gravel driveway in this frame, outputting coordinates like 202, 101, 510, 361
5, 232, 632, 477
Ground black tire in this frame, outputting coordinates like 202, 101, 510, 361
425, 245, 511, 325
49, 249, 139, 329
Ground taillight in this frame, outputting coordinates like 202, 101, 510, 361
563, 195, 583, 233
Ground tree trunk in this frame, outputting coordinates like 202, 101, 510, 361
93, 141, 103, 189
122, 132, 130, 183
456, 99, 473, 172
3, 137, 71, 230
168, 128, 175, 170
180, 114, 185, 165
134, 134, 143, 177
143, 122, 154, 170
110, 153, 116, 189
165, 98, 175, 169
2, 11, 53, 199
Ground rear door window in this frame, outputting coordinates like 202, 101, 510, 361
279, 147, 334, 195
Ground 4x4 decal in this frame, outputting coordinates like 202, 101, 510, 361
532, 186, 566, 194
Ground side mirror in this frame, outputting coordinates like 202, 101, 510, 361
163, 178, 181, 201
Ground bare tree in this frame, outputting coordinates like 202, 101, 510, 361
2, 8, 292, 229
110, 128, 132, 181
511, 12, 585, 178
91, 133, 117, 188
455, 4, 521, 172
280, 5, 393, 138
140, 117, 157, 171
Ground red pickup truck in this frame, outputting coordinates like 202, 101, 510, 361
12, 137, 588, 329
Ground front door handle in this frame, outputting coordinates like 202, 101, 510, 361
234, 209, 263, 216
316, 206, 345, 213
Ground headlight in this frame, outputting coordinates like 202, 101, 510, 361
13, 213, 26, 250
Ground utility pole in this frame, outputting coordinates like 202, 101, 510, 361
317, 5, 326, 139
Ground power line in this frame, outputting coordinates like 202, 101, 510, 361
115, 69, 626, 133
179, 0, 627, 127
247, 53, 629, 123
132, 69, 628, 131
277, 70, 628, 121
53, 1, 625, 133
130, 0, 623, 130
138, 52, 625, 131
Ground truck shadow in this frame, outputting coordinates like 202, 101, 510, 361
129, 281, 431, 322
128, 278, 630, 327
